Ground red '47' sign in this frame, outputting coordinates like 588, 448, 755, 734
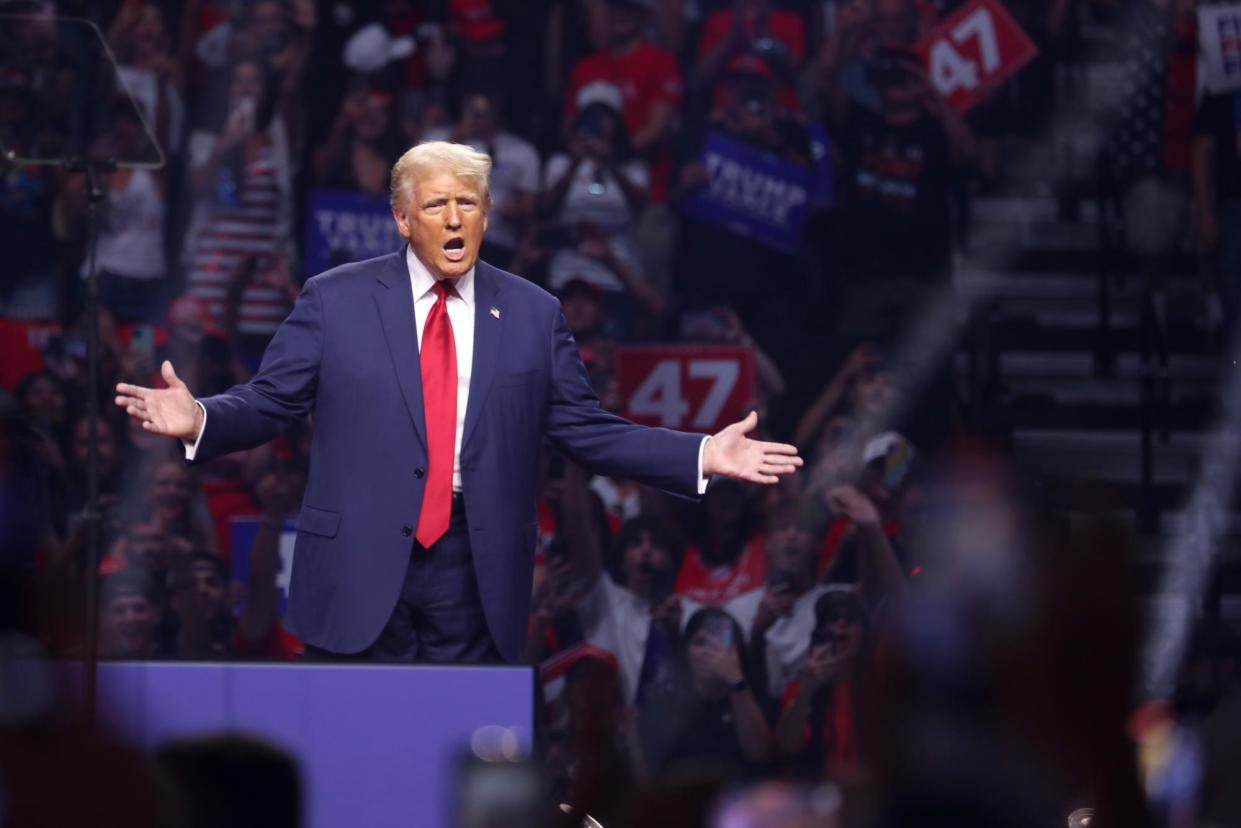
915, 0, 1038, 113
616, 345, 756, 434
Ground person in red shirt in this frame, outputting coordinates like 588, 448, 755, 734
773, 586, 869, 776
565, 0, 682, 201
696, 0, 807, 113
99, 519, 190, 578
675, 480, 767, 606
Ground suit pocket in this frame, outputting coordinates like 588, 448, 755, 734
295, 505, 341, 538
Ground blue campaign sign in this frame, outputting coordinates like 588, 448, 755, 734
230, 517, 296, 617
681, 131, 820, 253
304, 190, 404, 277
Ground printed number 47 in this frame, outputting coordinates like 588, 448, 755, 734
929, 7, 1000, 96
629, 359, 739, 429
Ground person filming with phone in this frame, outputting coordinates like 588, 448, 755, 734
183, 56, 298, 348
638, 607, 772, 777
723, 504, 837, 703
773, 586, 870, 776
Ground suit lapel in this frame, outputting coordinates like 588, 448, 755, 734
373, 248, 427, 449
462, 261, 504, 452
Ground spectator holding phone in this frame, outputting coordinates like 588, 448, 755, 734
183, 57, 297, 344
121, 459, 216, 555
99, 519, 190, 578
816, 433, 916, 585
542, 82, 649, 295
773, 586, 870, 776
638, 607, 773, 777
694, 0, 807, 113
313, 85, 400, 200
564, 0, 682, 199
723, 503, 834, 704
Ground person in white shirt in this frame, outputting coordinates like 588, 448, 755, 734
560, 460, 685, 704
723, 503, 833, 703
424, 83, 540, 270
730, 484, 906, 704
541, 82, 649, 295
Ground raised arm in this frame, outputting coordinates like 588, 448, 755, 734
826, 485, 905, 608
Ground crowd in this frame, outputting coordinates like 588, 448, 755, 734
1, 0, 1239, 826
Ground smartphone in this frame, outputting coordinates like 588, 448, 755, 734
883, 439, 912, 489
130, 323, 155, 374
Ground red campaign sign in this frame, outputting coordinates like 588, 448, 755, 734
915, 0, 1039, 113
0, 320, 61, 391
615, 345, 756, 434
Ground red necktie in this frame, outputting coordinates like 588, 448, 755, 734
416, 280, 457, 548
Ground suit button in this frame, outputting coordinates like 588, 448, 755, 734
414, 467, 425, 479
401, 525, 412, 537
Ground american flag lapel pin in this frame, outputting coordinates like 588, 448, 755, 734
489, 306, 500, 320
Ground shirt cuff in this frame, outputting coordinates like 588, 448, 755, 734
696, 436, 711, 495
183, 401, 207, 461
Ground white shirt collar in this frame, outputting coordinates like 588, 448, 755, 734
405, 244, 475, 308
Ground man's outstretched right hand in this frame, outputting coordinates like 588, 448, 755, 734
115, 360, 203, 442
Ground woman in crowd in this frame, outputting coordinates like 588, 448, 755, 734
638, 607, 773, 778
313, 85, 398, 199
183, 57, 296, 349
541, 84, 650, 310
773, 586, 870, 777
107, 0, 184, 150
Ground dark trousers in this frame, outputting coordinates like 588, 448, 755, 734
305, 498, 500, 664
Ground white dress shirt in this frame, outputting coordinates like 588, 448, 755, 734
188, 244, 712, 492
407, 246, 473, 492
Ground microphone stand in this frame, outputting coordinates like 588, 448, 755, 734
65, 154, 117, 729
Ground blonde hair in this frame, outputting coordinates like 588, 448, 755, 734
389, 141, 492, 209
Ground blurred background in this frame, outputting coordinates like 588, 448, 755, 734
0, 0, 1239, 826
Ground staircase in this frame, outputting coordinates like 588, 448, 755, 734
953, 193, 1241, 624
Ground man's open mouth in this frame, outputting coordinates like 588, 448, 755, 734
443, 237, 466, 262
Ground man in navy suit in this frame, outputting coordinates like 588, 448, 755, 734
116, 142, 802, 663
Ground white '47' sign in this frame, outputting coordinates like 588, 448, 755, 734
915, 0, 1038, 113
616, 346, 757, 434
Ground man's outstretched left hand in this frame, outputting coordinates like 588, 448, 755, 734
702, 411, 803, 485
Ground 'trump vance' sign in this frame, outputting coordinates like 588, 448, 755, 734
305, 190, 404, 277
680, 131, 815, 254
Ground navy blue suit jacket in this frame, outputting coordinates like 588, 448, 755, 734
191, 250, 705, 662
